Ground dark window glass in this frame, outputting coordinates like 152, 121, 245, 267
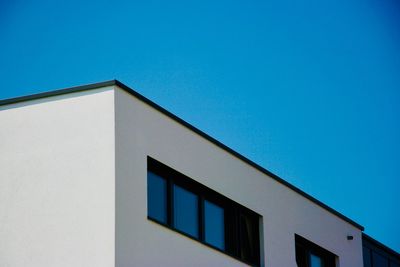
363, 246, 372, 267
372, 252, 389, 267
173, 185, 199, 238
296, 243, 307, 267
147, 171, 167, 223
147, 157, 261, 266
239, 212, 259, 265
295, 235, 336, 267
204, 200, 225, 250
310, 253, 323, 267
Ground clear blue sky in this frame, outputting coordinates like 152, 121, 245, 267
1, 0, 399, 252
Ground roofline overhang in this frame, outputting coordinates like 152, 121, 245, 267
0, 79, 364, 231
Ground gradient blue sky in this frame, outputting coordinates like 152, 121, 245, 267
1, 0, 399, 252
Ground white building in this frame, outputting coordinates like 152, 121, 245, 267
0, 80, 368, 267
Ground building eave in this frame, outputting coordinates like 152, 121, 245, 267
0, 79, 364, 231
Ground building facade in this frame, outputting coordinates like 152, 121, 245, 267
362, 234, 400, 267
0, 80, 398, 267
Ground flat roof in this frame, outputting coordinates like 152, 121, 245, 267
0, 79, 364, 230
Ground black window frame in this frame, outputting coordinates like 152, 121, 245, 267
147, 156, 261, 267
295, 234, 336, 267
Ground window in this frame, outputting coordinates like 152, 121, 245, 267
147, 157, 261, 266
309, 254, 323, 267
204, 200, 225, 250
147, 171, 167, 224
362, 235, 400, 267
363, 246, 372, 267
372, 252, 389, 267
295, 235, 336, 267
173, 184, 199, 238
239, 211, 260, 264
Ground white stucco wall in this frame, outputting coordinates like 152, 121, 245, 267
0, 88, 115, 267
115, 87, 363, 267
0, 84, 363, 267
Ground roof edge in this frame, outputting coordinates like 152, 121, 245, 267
0, 79, 364, 231
114, 81, 364, 231
0, 80, 117, 107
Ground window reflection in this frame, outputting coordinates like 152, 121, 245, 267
204, 200, 225, 250
173, 185, 199, 238
310, 254, 322, 267
147, 158, 261, 266
295, 235, 336, 267
147, 171, 167, 223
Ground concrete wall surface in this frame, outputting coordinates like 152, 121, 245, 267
115, 87, 363, 267
0, 88, 115, 267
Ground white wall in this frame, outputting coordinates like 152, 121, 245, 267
0, 88, 115, 267
0, 84, 363, 267
115, 87, 363, 267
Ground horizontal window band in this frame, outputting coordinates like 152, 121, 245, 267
148, 216, 259, 267
147, 156, 261, 266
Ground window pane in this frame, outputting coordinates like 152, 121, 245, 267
147, 171, 167, 223
372, 252, 389, 267
363, 246, 372, 267
239, 213, 259, 265
204, 200, 225, 250
295, 243, 307, 267
173, 185, 199, 238
310, 254, 323, 267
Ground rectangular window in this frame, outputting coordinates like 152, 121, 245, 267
295, 235, 336, 267
147, 171, 167, 224
239, 211, 260, 264
204, 200, 225, 250
310, 254, 323, 267
147, 157, 261, 266
173, 184, 199, 238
